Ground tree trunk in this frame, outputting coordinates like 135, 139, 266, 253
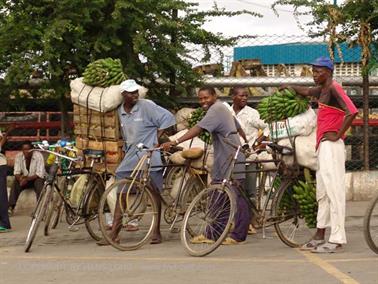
362, 73, 369, 170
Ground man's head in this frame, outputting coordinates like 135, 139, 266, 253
21, 141, 33, 159
311, 56, 334, 85
119, 79, 142, 107
230, 87, 248, 109
197, 87, 217, 110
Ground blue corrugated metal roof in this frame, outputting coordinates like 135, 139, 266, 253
234, 42, 362, 64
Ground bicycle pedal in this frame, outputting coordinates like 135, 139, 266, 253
170, 227, 180, 233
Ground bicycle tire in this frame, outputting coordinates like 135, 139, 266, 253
44, 190, 63, 236
98, 178, 158, 251
272, 179, 314, 248
180, 184, 235, 257
24, 184, 53, 252
363, 191, 378, 254
84, 176, 104, 241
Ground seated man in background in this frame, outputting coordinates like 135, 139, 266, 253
8, 141, 46, 215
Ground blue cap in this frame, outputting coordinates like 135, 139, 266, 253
311, 56, 334, 71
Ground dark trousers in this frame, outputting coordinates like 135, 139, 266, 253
206, 180, 251, 242
0, 165, 11, 229
8, 177, 45, 209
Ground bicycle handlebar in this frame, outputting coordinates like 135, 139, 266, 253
31, 144, 82, 162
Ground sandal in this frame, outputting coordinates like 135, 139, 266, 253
300, 239, 325, 251
222, 237, 246, 245
190, 234, 215, 244
311, 242, 342, 253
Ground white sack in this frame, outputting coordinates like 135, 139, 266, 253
278, 128, 318, 171
70, 77, 148, 113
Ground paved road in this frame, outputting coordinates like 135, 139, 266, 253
0, 202, 377, 284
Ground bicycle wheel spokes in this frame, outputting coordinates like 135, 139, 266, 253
98, 178, 157, 251
364, 193, 378, 254
25, 184, 53, 252
181, 185, 235, 257
273, 183, 314, 247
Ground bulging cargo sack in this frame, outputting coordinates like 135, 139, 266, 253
70, 78, 123, 112
70, 174, 89, 207
278, 128, 318, 171
269, 108, 317, 140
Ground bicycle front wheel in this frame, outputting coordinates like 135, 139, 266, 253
181, 184, 235, 257
272, 179, 314, 248
98, 178, 158, 251
363, 191, 378, 254
25, 184, 53, 252
84, 176, 105, 241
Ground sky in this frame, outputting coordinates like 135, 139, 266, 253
190, 0, 344, 37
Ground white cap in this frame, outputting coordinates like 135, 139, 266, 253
119, 79, 142, 93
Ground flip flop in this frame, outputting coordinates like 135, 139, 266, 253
0, 226, 11, 233
150, 237, 162, 245
311, 242, 342, 253
300, 239, 325, 251
222, 237, 246, 245
123, 224, 139, 231
190, 234, 215, 244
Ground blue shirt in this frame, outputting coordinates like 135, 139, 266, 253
116, 99, 175, 173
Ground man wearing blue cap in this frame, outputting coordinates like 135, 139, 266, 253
282, 56, 358, 253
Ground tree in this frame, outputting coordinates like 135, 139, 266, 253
0, 0, 260, 120
273, 0, 378, 170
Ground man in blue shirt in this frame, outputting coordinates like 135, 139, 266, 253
98, 79, 175, 246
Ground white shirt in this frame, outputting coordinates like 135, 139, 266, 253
230, 105, 269, 148
14, 151, 46, 179
0, 131, 6, 166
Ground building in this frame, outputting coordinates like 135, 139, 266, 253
233, 42, 362, 77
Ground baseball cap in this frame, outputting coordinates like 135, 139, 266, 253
119, 79, 142, 93
311, 56, 334, 71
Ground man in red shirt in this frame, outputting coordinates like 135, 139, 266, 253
284, 57, 358, 253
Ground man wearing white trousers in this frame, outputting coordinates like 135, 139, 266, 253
283, 56, 358, 253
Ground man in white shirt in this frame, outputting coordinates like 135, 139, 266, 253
8, 141, 46, 214
230, 87, 269, 233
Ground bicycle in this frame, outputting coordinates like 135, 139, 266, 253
97, 143, 206, 251
24, 142, 109, 252
180, 138, 315, 257
363, 190, 378, 254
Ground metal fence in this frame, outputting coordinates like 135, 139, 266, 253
1, 34, 377, 171
187, 34, 378, 171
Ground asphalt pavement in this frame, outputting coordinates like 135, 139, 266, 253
0, 201, 377, 284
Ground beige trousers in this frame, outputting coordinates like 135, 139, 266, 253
316, 139, 347, 244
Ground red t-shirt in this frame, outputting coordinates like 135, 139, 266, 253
316, 81, 358, 148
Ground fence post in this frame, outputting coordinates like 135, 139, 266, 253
362, 73, 369, 170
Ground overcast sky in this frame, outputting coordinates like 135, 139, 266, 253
191, 0, 344, 37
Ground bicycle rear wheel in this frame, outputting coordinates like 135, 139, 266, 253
272, 179, 314, 247
98, 178, 158, 251
181, 184, 235, 257
84, 176, 105, 241
25, 184, 53, 252
363, 192, 378, 254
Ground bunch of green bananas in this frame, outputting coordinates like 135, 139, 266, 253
292, 170, 318, 228
187, 108, 212, 144
257, 88, 309, 123
82, 58, 126, 87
